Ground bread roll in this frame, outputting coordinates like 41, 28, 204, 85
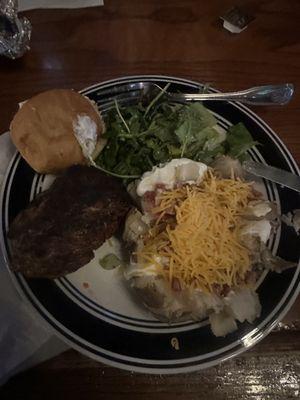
10, 89, 105, 174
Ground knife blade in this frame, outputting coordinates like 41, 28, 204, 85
243, 160, 300, 193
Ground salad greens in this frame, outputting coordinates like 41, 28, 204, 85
99, 253, 121, 270
95, 97, 258, 179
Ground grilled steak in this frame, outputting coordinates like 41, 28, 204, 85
8, 165, 132, 278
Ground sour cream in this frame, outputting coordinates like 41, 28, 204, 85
240, 220, 272, 244
137, 158, 208, 196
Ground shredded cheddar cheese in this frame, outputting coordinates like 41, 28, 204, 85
137, 170, 253, 293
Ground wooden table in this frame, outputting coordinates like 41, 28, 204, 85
1, 1, 300, 398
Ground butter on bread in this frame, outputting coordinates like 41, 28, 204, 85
10, 89, 105, 174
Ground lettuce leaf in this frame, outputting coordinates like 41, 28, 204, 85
227, 122, 259, 160
174, 103, 218, 156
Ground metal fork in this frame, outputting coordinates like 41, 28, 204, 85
96, 82, 294, 112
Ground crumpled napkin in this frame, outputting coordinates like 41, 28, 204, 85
0, 132, 68, 385
19, 0, 104, 11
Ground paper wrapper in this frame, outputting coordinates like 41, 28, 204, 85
0, 0, 31, 59
0, 132, 68, 385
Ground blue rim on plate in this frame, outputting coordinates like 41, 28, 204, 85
1, 75, 300, 374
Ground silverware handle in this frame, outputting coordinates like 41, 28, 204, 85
169, 84, 294, 106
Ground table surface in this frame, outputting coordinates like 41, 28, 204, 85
1, 1, 300, 399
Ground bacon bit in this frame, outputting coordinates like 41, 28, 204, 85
83, 282, 90, 289
144, 191, 156, 201
244, 270, 257, 286
212, 283, 230, 297
162, 207, 176, 216
172, 277, 181, 292
142, 191, 156, 212
155, 183, 167, 190
249, 187, 263, 200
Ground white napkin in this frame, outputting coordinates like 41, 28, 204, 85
0, 132, 68, 385
19, 0, 104, 11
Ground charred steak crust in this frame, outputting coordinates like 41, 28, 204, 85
8, 165, 132, 278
